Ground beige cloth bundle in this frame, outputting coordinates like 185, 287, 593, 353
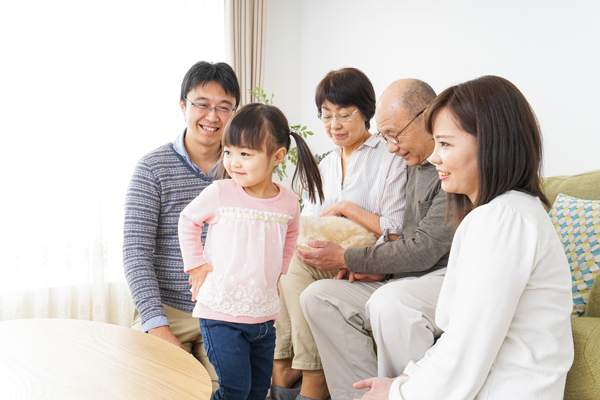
296, 216, 377, 250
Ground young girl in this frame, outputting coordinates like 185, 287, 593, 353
354, 76, 574, 399
178, 103, 324, 400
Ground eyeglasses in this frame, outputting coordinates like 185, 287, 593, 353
185, 98, 237, 116
317, 108, 359, 123
376, 109, 426, 145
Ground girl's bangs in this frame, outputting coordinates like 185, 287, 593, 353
222, 116, 266, 151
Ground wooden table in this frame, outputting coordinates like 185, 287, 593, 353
0, 318, 212, 399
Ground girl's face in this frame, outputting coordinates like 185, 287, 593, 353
430, 107, 479, 203
223, 144, 285, 198
320, 100, 369, 150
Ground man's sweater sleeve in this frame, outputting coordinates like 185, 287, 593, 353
123, 160, 166, 326
344, 184, 453, 276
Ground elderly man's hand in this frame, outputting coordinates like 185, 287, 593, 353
353, 376, 397, 400
296, 240, 346, 271
335, 269, 387, 283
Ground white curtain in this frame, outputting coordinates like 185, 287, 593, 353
225, 0, 268, 105
0, 0, 226, 326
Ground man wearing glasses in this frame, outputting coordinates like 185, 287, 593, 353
123, 61, 240, 393
297, 79, 455, 399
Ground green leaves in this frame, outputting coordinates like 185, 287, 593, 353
290, 124, 313, 139
248, 87, 274, 105
314, 151, 331, 164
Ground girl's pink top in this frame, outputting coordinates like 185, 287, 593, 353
179, 179, 300, 324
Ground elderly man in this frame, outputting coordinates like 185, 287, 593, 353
297, 79, 455, 400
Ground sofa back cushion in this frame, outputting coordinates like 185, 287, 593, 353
542, 169, 600, 212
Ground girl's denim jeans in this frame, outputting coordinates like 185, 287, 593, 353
200, 318, 276, 400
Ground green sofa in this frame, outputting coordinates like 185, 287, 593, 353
541, 169, 600, 399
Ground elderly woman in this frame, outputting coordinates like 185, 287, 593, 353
271, 68, 407, 400
355, 75, 574, 400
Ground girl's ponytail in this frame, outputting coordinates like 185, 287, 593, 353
289, 131, 324, 204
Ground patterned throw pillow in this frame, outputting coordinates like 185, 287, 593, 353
549, 194, 600, 317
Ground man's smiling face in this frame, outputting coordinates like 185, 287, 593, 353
180, 80, 236, 150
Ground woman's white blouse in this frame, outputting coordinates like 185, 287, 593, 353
390, 190, 574, 400
301, 134, 407, 243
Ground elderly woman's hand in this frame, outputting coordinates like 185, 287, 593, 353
321, 201, 352, 217
321, 201, 383, 238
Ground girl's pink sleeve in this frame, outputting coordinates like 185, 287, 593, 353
281, 199, 300, 274
178, 183, 220, 272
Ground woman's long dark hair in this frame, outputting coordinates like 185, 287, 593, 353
425, 75, 548, 224
219, 103, 324, 203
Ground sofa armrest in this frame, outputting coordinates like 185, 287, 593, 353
584, 277, 600, 318
564, 317, 600, 400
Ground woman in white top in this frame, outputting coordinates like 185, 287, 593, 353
272, 68, 407, 400
355, 75, 574, 400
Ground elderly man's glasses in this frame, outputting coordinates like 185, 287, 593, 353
376, 109, 426, 144
185, 98, 236, 116
317, 108, 359, 123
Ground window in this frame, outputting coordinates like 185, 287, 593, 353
0, 0, 225, 321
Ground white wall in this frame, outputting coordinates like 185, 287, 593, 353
263, 0, 303, 188
0, 0, 227, 284
265, 0, 600, 177
264, 0, 303, 122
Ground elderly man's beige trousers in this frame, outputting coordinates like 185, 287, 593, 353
300, 271, 444, 400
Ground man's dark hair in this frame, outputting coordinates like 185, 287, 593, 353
180, 61, 240, 107
425, 75, 548, 224
315, 67, 376, 130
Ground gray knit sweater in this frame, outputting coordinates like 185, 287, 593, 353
123, 143, 213, 325
345, 161, 454, 278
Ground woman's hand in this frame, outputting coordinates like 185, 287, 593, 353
321, 201, 350, 217
188, 263, 213, 301
321, 201, 383, 238
353, 376, 396, 399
